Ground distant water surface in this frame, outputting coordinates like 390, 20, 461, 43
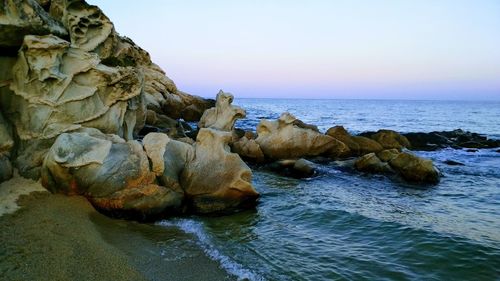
160, 99, 500, 280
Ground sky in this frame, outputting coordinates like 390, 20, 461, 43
89, 0, 500, 100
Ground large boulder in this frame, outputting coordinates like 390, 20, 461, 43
231, 135, 265, 163
198, 90, 245, 131
326, 126, 383, 156
256, 113, 341, 160
388, 152, 440, 184
180, 128, 259, 213
364, 129, 410, 150
41, 129, 182, 216
354, 153, 394, 174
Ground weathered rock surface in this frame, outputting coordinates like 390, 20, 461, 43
181, 128, 259, 213
326, 126, 383, 156
0, 0, 67, 50
198, 90, 245, 131
256, 113, 340, 160
6, 34, 144, 141
162, 90, 215, 122
41, 129, 182, 216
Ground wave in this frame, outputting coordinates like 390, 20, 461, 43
157, 219, 266, 281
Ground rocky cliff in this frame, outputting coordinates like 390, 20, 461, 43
0, 0, 252, 217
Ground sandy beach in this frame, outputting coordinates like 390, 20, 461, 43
0, 177, 233, 281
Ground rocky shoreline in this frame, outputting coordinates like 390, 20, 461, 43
2, 0, 499, 219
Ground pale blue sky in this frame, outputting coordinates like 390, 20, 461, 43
89, 0, 500, 100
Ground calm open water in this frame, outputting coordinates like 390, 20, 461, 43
160, 99, 500, 280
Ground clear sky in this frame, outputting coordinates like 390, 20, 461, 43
89, 0, 500, 100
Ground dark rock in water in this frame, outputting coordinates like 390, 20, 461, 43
466, 149, 478, 153
443, 160, 465, 166
388, 152, 440, 184
266, 158, 317, 178
402, 129, 499, 151
496, 149, 500, 153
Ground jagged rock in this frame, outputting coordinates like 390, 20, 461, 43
376, 148, 400, 162
231, 136, 265, 163
363, 129, 410, 150
198, 90, 245, 131
6, 35, 145, 142
181, 128, 259, 213
388, 152, 440, 184
354, 153, 394, 174
0, 0, 67, 49
41, 129, 182, 216
256, 113, 339, 160
326, 126, 383, 156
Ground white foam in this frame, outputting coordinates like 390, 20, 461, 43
158, 219, 266, 281
0, 172, 48, 217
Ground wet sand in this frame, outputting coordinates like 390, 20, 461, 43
0, 185, 233, 280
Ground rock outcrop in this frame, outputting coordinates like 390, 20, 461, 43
360, 129, 410, 150
231, 135, 265, 163
354, 149, 440, 184
198, 90, 245, 131
181, 128, 259, 213
403, 129, 500, 151
326, 126, 383, 156
41, 129, 182, 217
256, 113, 346, 160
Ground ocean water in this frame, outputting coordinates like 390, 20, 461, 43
160, 99, 500, 280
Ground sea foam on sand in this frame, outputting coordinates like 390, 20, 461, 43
0, 173, 47, 216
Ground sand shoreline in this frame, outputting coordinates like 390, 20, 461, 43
0, 179, 234, 281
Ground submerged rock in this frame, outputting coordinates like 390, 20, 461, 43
266, 158, 316, 178
198, 90, 245, 131
256, 113, 341, 160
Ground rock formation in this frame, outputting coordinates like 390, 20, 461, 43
403, 129, 500, 150
198, 90, 246, 131
326, 126, 383, 156
256, 113, 348, 160
41, 129, 182, 216
360, 129, 410, 150
181, 128, 259, 213
354, 149, 440, 184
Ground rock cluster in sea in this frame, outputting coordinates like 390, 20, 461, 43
1, 0, 498, 219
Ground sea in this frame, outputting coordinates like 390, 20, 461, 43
159, 99, 500, 281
